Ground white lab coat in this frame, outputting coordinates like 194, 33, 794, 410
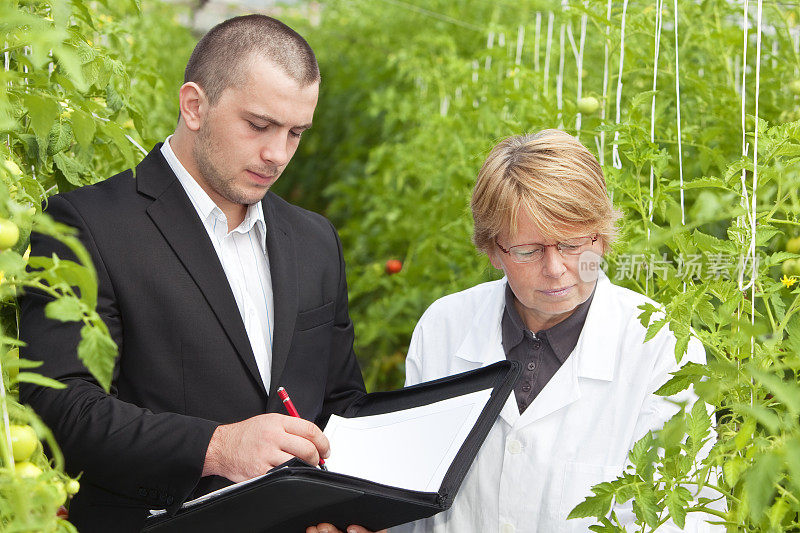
394, 272, 721, 533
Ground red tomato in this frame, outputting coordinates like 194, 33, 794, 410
385, 259, 402, 274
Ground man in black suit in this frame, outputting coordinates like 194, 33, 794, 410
19, 15, 366, 532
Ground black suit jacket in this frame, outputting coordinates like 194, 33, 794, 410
19, 146, 366, 532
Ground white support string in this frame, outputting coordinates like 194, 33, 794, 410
793, 27, 800, 79
0, 37, 11, 464
599, 0, 613, 166
673, 0, 685, 226
648, 0, 664, 229
91, 113, 149, 155
23, 45, 30, 91
735, 0, 755, 373
749, 0, 763, 330
544, 12, 554, 96
485, 31, 494, 72
738, 1, 752, 296
566, 23, 580, 63
557, 23, 566, 127
645, 0, 663, 294
4, 42, 9, 148
514, 25, 525, 90
534, 12, 542, 72
575, 11, 588, 134
772, 40, 778, 70
612, 0, 630, 170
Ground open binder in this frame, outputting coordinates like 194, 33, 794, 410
142, 360, 520, 533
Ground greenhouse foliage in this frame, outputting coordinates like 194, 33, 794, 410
0, 0, 194, 529
1, 0, 800, 530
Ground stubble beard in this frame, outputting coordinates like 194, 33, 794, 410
193, 127, 271, 207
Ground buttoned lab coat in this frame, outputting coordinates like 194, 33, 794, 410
395, 272, 721, 533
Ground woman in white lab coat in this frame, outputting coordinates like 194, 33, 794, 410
395, 130, 719, 533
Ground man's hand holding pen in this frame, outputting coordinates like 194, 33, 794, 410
201, 413, 330, 483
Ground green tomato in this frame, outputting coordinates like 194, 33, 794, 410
786, 236, 800, 254
10, 424, 38, 462
14, 461, 42, 478
65, 479, 80, 495
577, 96, 600, 114
782, 259, 800, 276
0, 219, 19, 249
791, 79, 800, 95
5, 347, 19, 382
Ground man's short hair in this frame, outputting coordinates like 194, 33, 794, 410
184, 14, 320, 104
471, 129, 621, 254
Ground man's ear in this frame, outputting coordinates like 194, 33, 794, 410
178, 82, 206, 132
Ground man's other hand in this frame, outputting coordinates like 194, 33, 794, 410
202, 413, 330, 482
306, 524, 386, 533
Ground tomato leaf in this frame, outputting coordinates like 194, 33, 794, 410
743, 452, 782, 520
665, 486, 692, 528
568, 483, 615, 520
77, 324, 116, 392
44, 295, 84, 322
686, 399, 711, 458
14, 371, 66, 389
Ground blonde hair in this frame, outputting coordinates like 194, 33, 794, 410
471, 129, 621, 253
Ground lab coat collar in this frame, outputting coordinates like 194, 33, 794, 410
573, 270, 619, 382
453, 272, 621, 428
453, 278, 507, 366
517, 271, 621, 428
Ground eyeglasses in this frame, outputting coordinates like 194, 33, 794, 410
495, 234, 598, 264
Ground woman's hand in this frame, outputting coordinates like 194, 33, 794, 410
306, 523, 387, 533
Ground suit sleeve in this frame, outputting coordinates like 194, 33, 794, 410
19, 194, 218, 510
318, 219, 366, 422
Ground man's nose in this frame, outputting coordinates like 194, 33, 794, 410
260, 132, 290, 167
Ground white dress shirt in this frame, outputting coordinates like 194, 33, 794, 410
160, 137, 275, 392
396, 272, 720, 533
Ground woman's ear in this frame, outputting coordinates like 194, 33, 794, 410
488, 249, 505, 271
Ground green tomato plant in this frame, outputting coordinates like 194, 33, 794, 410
0, 0, 194, 530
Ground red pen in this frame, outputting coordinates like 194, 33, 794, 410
276, 386, 328, 470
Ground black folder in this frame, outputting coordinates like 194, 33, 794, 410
142, 360, 520, 533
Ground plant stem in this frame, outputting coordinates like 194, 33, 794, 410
0, 326, 15, 470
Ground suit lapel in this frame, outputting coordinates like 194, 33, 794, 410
137, 147, 266, 397
262, 194, 298, 408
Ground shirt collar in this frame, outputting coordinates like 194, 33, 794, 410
501, 284, 527, 353
545, 288, 594, 362
160, 136, 267, 253
501, 281, 595, 363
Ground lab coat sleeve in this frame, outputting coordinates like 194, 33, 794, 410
613, 336, 723, 532
404, 319, 424, 387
